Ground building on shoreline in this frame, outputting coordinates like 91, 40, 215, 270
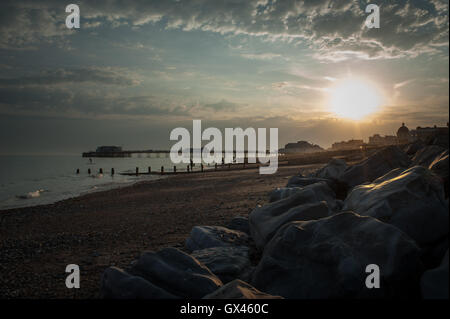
331, 139, 365, 151
96, 146, 123, 153
368, 134, 398, 146
279, 140, 324, 154
410, 123, 449, 142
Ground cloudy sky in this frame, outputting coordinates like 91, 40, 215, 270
0, 0, 448, 154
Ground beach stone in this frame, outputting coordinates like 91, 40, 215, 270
251, 212, 422, 299
185, 226, 249, 251
227, 216, 250, 235
404, 140, 426, 156
250, 186, 333, 249
315, 158, 348, 180
343, 166, 449, 246
429, 150, 449, 198
411, 145, 446, 167
268, 187, 302, 202
203, 279, 283, 299
286, 176, 331, 188
192, 246, 251, 283
129, 247, 223, 298
421, 250, 449, 299
339, 146, 410, 189
100, 266, 178, 299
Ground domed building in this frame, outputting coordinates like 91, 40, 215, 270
397, 123, 410, 144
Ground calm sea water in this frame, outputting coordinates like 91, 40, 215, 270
0, 154, 187, 210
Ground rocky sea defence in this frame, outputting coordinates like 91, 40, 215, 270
100, 141, 449, 299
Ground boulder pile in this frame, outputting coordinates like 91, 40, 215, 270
101, 143, 449, 299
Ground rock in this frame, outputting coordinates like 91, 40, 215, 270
252, 212, 422, 299
129, 247, 223, 298
250, 186, 332, 249
203, 279, 283, 299
286, 176, 331, 188
315, 158, 348, 180
421, 250, 449, 299
411, 145, 446, 167
100, 266, 178, 299
404, 140, 426, 156
227, 216, 250, 235
185, 226, 249, 251
339, 146, 410, 189
343, 166, 449, 246
429, 150, 449, 198
268, 187, 302, 202
192, 246, 251, 283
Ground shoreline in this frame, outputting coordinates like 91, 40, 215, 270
0, 164, 322, 298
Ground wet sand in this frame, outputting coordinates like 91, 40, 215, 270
0, 164, 321, 299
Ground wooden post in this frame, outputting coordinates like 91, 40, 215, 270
111, 168, 115, 176
76, 168, 80, 174
201, 164, 204, 172
99, 168, 103, 174
161, 166, 164, 174
136, 167, 139, 176
174, 166, 176, 173
148, 166, 151, 173
88, 168, 91, 175
187, 165, 190, 173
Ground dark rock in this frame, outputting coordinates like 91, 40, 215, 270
268, 187, 302, 202
339, 146, 410, 189
404, 140, 426, 156
421, 250, 449, 299
227, 216, 250, 235
100, 266, 178, 299
250, 200, 330, 250
192, 246, 251, 283
343, 166, 448, 246
203, 279, 283, 299
252, 212, 422, 299
429, 150, 449, 198
129, 247, 223, 298
315, 158, 348, 180
185, 226, 249, 251
411, 145, 446, 167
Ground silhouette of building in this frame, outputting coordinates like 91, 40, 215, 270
397, 123, 411, 144
331, 139, 364, 151
279, 141, 324, 154
369, 134, 398, 146
96, 146, 122, 153
410, 123, 449, 142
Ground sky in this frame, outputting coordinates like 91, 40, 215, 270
0, 0, 448, 155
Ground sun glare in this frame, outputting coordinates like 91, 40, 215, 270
329, 78, 382, 120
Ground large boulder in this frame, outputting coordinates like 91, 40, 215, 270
250, 201, 330, 250
315, 158, 348, 180
343, 166, 449, 246
411, 145, 446, 167
129, 247, 223, 298
429, 150, 449, 198
268, 187, 302, 202
339, 146, 410, 189
192, 246, 252, 283
203, 279, 283, 299
404, 140, 426, 156
185, 226, 249, 252
250, 182, 337, 249
227, 216, 250, 235
100, 267, 178, 299
251, 212, 423, 299
421, 250, 449, 299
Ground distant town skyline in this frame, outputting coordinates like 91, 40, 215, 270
0, 0, 448, 155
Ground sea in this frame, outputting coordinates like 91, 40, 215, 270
0, 154, 191, 210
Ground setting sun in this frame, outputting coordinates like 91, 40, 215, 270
329, 78, 382, 120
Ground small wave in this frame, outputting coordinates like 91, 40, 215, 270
16, 189, 46, 200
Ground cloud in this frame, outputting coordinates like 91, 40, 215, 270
0, 0, 447, 60
0, 67, 141, 87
